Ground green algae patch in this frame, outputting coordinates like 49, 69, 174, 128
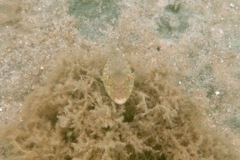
0, 52, 238, 160
226, 115, 240, 131
68, 0, 120, 39
155, 2, 189, 39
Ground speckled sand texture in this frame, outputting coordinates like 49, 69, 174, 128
0, 0, 240, 159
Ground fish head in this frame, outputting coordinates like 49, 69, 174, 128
102, 72, 134, 105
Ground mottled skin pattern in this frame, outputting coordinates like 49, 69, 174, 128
102, 53, 134, 104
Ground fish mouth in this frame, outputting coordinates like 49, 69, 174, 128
114, 98, 127, 105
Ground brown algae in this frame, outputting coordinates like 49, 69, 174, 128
0, 52, 239, 160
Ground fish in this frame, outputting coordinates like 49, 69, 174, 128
102, 53, 134, 105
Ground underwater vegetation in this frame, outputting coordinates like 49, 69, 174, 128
0, 52, 238, 160
226, 114, 240, 131
155, 2, 189, 39
0, 0, 239, 159
68, 0, 120, 39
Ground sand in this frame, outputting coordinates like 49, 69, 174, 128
0, 0, 239, 159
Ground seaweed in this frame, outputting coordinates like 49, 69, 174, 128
0, 52, 238, 160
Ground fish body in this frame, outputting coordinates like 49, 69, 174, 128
102, 53, 134, 104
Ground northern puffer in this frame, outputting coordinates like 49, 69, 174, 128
102, 53, 134, 105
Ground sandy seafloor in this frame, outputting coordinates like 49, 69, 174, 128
0, 0, 240, 158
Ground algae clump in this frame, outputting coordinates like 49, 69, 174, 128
0, 52, 238, 160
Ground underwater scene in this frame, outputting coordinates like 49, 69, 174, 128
0, 0, 240, 159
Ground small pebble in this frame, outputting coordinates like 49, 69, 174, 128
215, 91, 220, 95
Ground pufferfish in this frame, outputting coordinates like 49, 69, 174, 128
102, 53, 134, 105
